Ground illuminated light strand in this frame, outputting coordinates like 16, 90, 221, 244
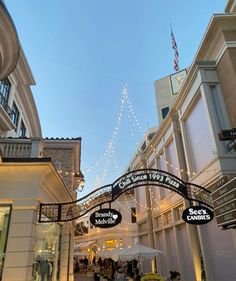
84, 87, 127, 173
123, 84, 145, 135
127, 110, 140, 149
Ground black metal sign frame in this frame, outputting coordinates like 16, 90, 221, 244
39, 168, 213, 222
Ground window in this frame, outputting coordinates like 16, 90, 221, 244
184, 96, 214, 171
11, 102, 19, 127
166, 140, 179, 176
164, 211, 172, 224
162, 107, 169, 119
104, 240, 117, 249
174, 205, 184, 221
0, 78, 11, 103
131, 207, 137, 223
19, 120, 26, 138
156, 215, 162, 228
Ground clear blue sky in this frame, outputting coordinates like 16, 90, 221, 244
6, 0, 226, 197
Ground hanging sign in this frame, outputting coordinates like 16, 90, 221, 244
182, 206, 214, 225
90, 208, 122, 228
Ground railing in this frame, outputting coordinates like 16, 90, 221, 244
0, 138, 44, 158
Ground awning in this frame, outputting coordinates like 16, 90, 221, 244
76, 240, 96, 249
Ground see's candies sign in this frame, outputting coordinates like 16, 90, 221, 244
182, 206, 214, 225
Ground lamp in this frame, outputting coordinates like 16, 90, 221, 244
74, 171, 85, 192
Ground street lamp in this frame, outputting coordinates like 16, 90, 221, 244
74, 171, 85, 192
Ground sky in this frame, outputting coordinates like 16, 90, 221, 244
6, 0, 226, 197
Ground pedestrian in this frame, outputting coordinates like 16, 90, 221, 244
94, 262, 101, 281
169, 271, 181, 281
115, 267, 127, 281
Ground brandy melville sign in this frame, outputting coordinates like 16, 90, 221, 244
182, 206, 214, 225
90, 208, 122, 228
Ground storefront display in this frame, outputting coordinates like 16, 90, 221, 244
32, 216, 61, 281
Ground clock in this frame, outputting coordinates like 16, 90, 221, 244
170, 69, 187, 95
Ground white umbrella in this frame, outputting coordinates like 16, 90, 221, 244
74, 252, 88, 257
119, 244, 163, 261
97, 248, 125, 261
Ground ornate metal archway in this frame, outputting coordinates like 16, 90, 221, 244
39, 169, 213, 222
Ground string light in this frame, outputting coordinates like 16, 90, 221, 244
55, 83, 218, 191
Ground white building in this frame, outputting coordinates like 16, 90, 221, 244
126, 3, 236, 281
0, 2, 82, 281
74, 192, 138, 261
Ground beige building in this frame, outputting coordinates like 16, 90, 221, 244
74, 192, 138, 262
154, 68, 188, 123
0, 2, 83, 281
126, 3, 236, 281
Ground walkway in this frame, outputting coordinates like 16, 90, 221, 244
74, 272, 94, 281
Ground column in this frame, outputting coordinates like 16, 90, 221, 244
3, 200, 38, 281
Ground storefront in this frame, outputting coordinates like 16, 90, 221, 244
32, 216, 61, 281
0, 158, 75, 281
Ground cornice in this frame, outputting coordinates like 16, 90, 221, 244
0, 1, 20, 79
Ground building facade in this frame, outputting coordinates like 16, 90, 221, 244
0, 3, 82, 281
127, 5, 236, 281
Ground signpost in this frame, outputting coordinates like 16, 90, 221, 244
212, 178, 236, 229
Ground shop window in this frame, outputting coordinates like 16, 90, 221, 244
104, 239, 117, 250
119, 239, 123, 248
0, 205, 11, 281
32, 216, 61, 281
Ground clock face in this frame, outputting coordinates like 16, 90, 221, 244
170, 70, 187, 95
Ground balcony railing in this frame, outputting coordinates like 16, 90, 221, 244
0, 138, 44, 158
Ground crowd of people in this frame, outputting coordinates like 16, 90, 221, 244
74, 256, 181, 281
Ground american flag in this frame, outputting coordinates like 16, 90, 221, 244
171, 29, 179, 71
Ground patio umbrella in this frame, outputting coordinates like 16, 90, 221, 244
119, 244, 163, 261
97, 248, 125, 261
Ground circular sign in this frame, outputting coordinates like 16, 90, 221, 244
182, 206, 214, 225
90, 208, 122, 228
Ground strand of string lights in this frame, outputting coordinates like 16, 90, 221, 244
56, 83, 218, 184
84, 85, 126, 174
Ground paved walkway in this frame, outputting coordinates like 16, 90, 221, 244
74, 272, 94, 281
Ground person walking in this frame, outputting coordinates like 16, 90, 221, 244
94, 262, 101, 281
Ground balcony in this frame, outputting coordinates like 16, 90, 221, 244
0, 137, 44, 158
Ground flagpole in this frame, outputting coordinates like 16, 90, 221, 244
170, 24, 179, 72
